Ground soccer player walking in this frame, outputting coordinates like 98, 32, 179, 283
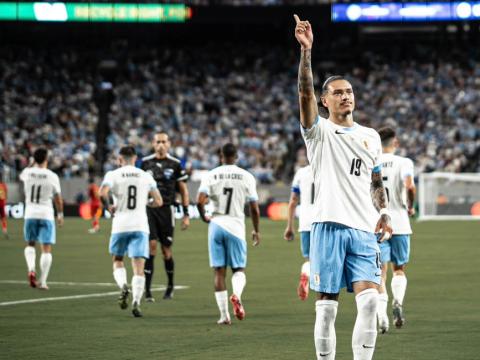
87, 177, 101, 234
100, 145, 162, 317
284, 164, 315, 300
294, 15, 392, 360
376, 127, 416, 332
20, 148, 64, 290
197, 144, 260, 325
140, 132, 190, 301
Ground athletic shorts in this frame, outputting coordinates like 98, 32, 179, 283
310, 222, 381, 294
208, 222, 246, 269
147, 205, 175, 246
109, 231, 149, 258
300, 231, 311, 259
379, 235, 410, 266
24, 219, 56, 245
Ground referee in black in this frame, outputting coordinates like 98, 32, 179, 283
140, 132, 190, 301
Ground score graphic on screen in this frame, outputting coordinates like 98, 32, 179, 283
0, 2, 192, 22
332, 2, 480, 22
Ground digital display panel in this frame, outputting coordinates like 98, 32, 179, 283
332, 2, 480, 22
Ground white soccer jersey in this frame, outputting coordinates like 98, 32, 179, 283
101, 165, 157, 234
20, 167, 61, 221
302, 116, 383, 233
198, 164, 258, 240
291, 165, 315, 232
379, 153, 414, 235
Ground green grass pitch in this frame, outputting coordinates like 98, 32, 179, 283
0, 219, 479, 359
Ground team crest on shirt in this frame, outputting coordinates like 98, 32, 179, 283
363, 140, 369, 150
314, 273, 321, 286
164, 168, 174, 179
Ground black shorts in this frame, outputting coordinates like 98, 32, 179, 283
147, 205, 175, 247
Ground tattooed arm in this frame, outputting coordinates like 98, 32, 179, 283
371, 171, 393, 242
294, 14, 318, 129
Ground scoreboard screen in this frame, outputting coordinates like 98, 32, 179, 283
332, 2, 480, 22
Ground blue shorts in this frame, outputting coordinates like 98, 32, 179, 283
208, 222, 246, 269
109, 232, 149, 258
300, 231, 311, 258
24, 219, 56, 245
310, 222, 381, 294
379, 235, 410, 266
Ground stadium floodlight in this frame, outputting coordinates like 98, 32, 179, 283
418, 172, 480, 221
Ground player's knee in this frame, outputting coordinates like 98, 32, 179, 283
231, 267, 244, 273
356, 289, 378, 314
318, 292, 339, 301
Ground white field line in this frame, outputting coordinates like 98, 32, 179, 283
0, 285, 189, 307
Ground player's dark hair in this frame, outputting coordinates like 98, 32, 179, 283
33, 148, 48, 164
319, 75, 349, 116
321, 75, 346, 96
378, 127, 396, 147
119, 145, 137, 159
221, 143, 237, 159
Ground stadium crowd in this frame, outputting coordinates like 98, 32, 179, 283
1, 45, 479, 183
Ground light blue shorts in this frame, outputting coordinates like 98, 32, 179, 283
379, 235, 410, 266
109, 231, 149, 258
208, 222, 246, 269
310, 222, 381, 294
300, 231, 311, 258
24, 219, 56, 244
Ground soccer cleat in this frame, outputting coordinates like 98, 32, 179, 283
392, 300, 405, 328
38, 284, 49, 291
88, 228, 99, 234
229, 294, 245, 320
378, 316, 389, 334
145, 291, 155, 303
28, 271, 37, 288
297, 273, 309, 301
132, 302, 143, 318
118, 284, 130, 310
217, 317, 232, 325
163, 285, 174, 300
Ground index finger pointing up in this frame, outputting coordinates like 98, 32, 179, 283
293, 14, 301, 24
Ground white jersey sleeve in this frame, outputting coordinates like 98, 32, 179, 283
21, 168, 61, 221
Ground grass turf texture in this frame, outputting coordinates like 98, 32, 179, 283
0, 219, 479, 360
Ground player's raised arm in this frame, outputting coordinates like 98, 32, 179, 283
294, 14, 318, 129
371, 171, 392, 242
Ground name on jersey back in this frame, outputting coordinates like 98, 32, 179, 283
214, 173, 243, 180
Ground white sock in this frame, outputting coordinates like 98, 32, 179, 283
314, 300, 338, 360
231, 271, 246, 301
352, 289, 379, 360
377, 292, 388, 322
301, 261, 310, 277
113, 267, 127, 289
24, 246, 36, 272
131, 275, 145, 304
391, 275, 407, 306
215, 290, 230, 320
39, 253, 52, 286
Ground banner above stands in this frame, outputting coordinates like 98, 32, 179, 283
0, 2, 191, 22
332, 2, 480, 22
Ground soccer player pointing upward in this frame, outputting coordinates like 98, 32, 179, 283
294, 15, 392, 360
